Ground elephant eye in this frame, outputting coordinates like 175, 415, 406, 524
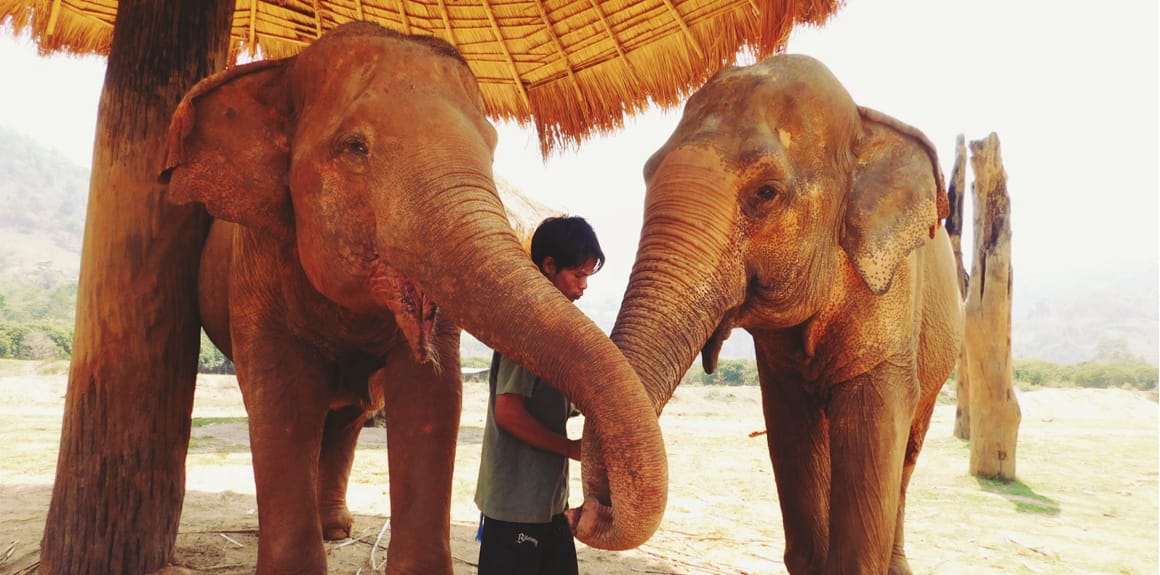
342, 134, 369, 156
742, 182, 783, 219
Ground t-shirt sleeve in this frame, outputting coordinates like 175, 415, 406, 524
494, 355, 537, 398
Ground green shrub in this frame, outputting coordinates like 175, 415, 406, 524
0, 321, 72, 359
198, 330, 234, 374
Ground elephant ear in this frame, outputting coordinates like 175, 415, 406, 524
159, 59, 294, 241
841, 106, 947, 295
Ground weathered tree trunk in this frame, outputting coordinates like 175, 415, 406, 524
946, 134, 971, 440
964, 132, 1021, 481
39, 2, 232, 573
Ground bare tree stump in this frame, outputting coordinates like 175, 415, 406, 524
38, 2, 232, 573
946, 134, 971, 440
964, 132, 1021, 481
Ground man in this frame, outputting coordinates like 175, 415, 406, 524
474, 216, 605, 575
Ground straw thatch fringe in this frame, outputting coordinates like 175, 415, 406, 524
1, 0, 845, 155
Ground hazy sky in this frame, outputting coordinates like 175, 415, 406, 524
2, 0, 1157, 318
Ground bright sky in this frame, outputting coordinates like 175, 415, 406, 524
2, 0, 1158, 320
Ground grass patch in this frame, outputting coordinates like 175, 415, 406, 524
976, 477, 1061, 515
192, 416, 248, 427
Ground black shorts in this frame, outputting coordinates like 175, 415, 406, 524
477, 513, 578, 575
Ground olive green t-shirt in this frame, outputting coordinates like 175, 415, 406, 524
474, 351, 571, 523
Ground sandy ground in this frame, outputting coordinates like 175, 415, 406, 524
0, 362, 1156, 574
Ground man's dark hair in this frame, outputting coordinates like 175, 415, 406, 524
531, 216, 605, 273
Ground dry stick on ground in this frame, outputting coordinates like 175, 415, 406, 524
1, 540, 15, 565
637, 543, 756, 575
332, 526, 379, 549
659, 528, 777, 546
183, 528, 259, 535
370, 519, 390, 569
13, 561, 40, 575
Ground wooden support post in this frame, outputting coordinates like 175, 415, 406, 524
38, 1, 232, 573
946, 134, 971, 440
964, 132, 1022, 481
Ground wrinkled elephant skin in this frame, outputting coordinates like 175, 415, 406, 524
611, 54, 963, 575
160, 22, 666, 575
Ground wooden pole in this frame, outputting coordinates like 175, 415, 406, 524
964, 132, 1021, 481
946, 134, 971, 440
39, 1, 232, 573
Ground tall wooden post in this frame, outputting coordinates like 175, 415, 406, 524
946, 135, 971, 439
964, 132, 1021, 481
39, 1, 233, 573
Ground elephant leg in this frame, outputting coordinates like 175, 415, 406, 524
380, 324, 462, 575
758, 372, 830, 574
237, 345, 331, 574
826, 371, 916, 575
318, 404, 370, 540
890, 375, 940, 575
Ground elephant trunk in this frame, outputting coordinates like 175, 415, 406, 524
580, 157, 743, 522
385, 171, 667, 550
612, 152, 745, 414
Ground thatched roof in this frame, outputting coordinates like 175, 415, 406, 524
496, 176, 561, 252
1, 0, 844, 155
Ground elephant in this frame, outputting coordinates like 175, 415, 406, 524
606, 54, 963, 574
159, 21, 666, 575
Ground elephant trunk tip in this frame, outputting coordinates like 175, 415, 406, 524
566, 491, 666, 551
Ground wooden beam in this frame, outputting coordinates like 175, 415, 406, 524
248, 0, 257, 52
397, 0, 412, 34
531, 1, 586, 107
659, 0, 703, 58
312, 0, 323, 38
46, 0, 62, 36
435, 0, 458, 48
479, 0, 531, 114
584, 0, 644, 88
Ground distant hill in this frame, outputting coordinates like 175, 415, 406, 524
1, 125, 1155, 366
1012, 264, 1159, 365
0, 126, 87, 259
0, 126, 87, 296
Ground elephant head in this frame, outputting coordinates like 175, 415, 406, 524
612, 53, 946, 415
160, 21, 665, 550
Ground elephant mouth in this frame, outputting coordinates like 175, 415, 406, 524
701, 308, 738, 374
368, 259, 439, 365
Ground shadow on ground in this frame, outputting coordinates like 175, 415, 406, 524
0, 483, 677, 575
975, 477, 1062, 515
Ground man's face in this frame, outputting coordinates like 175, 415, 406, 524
544, 256, 597, 302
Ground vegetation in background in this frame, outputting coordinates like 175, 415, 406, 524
460, 355, 491, 369
0, 262, 76, 360
1, 265, 1155, 390
199, 330, 234, 374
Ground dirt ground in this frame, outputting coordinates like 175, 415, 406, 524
1, 360, 1156, 575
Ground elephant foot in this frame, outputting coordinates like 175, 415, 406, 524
320, 503, 354, 540
888, 552, 913, 575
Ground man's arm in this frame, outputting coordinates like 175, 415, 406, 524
494, 393, 582, 461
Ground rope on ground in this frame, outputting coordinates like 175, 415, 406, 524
370, 519, 390, 570
333, 526, 379, 549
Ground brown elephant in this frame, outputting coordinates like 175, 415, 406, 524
606, 54, 963, 574
160, 22, 666, 575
